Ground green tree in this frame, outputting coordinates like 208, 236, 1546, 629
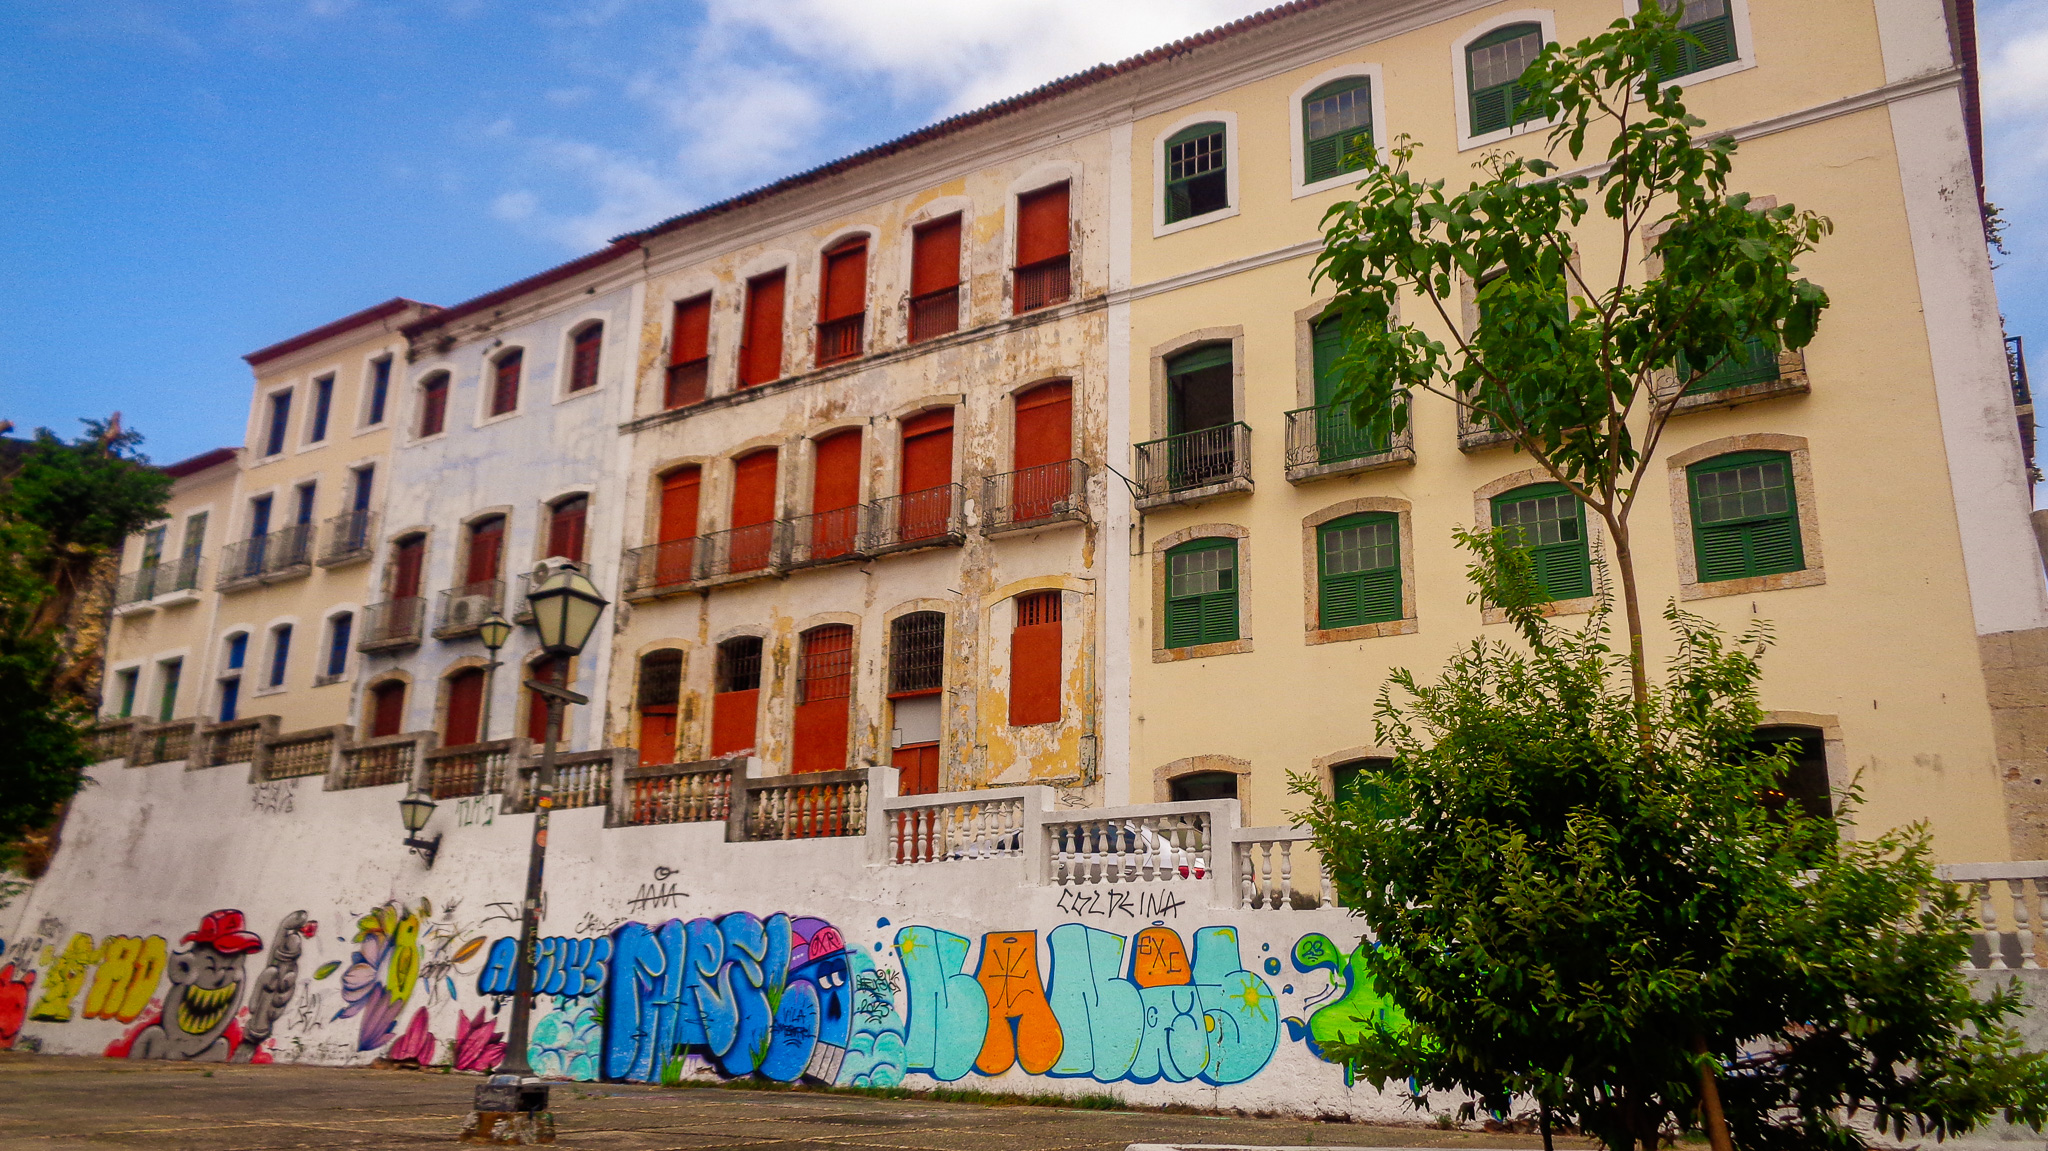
1312, 3, 1830, 732
0, 420, 171, 861
1292, 532, 2048, 1151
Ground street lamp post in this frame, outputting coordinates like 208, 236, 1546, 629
477, 610, 512, 742
471, 569, 606, 1134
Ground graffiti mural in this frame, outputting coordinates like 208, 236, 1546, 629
1284, 932, 1407, 1086
127, 910, 273, 1061
0, 962, 33, 1049
331, 900, 427, 1051
29, 934, 100, 1022
237, 912, 316, 1062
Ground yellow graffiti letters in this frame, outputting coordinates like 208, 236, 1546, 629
83, 935, 167, 1022
28, 935, 102, 1022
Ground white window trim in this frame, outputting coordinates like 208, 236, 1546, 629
298, 369, 341, 453
1452, 10, 1561, 153
409, 368, 454, 445
477, 347, 528, 427
316, 605, 362, 684
261, 619, 298, 692
1152, 110, 1241, 238
1289, 63, 1390, 200
256, 386, 296, 462
357, 349, 399, 434
555, 313, 614, 404
1620, 0, 1759, 87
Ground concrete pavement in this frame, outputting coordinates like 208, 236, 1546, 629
0, 1054, 1585, 1151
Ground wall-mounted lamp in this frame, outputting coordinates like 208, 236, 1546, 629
399, 790, 441, 868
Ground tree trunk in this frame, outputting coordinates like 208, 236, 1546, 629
1604, 510, 1652, 746
1692, 1034, 1734, 1151
1540, 1102, 1555, 1151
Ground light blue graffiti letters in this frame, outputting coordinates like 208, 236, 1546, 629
478, 936, 611, 999
893, 926, 987, 1082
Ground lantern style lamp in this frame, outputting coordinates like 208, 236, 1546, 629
526, 568, 608, 657
477, 610, 513, 655
398, 790, 441, 868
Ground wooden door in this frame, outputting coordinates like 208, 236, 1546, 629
898, 409, 954, 542
1011, 382, 1072, 521
445, 669, 484, 747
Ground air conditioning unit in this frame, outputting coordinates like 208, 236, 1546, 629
529, 556, 587, 582
445, 594, 495, 630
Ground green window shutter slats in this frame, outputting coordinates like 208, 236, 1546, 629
1199, 591, 1240, 645
1164, 539, 1239, 649
1655, 5, 1739, 80
1689, 451, 1804, 582
1321, 567, 1401, 629
1318, 514, 1401, 628
1303, 78, 1373, 184
1531, 540, 1594, 600
1164, 596, 1204, 649
1681, 334, 1780, 394
1467, 24, 1543, 136
1470, 83, 1535, 136
1491, 483, 1591, 603
1170, 343, 1235, 376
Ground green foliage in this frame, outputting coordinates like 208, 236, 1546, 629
0, 420, 171, 853
1292, 530, 2048, 1151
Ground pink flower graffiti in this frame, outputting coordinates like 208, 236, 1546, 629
454, 1007, 507, 1072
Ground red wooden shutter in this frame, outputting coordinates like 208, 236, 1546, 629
1016, 183, 1071, 266
900, 409, 955, 494
445, 669, 484, 746
1013, 381, 1073, 470
672, 297, 711, 364
465, 518, 504, 585
821, 240, 868, 321
420, 378, 448, 436
637, 652, 681, 767
370, 681, 406, 738
731, 450, 779, 527
896, 743, 939, 797
739, 271, 786, 387
491, 351, 522, 415
391, 537, 425, 599
547, 497, 588, 562
569, 325, 602, 392
911, 217, 962, 296
810, 429, 862, 560
793, 625, 854, 774
659, 468, 701, 541
639, 711, 678, 767
526, 656, 565, 742
710, 689, 758, 756
1008, 591, 1063, 726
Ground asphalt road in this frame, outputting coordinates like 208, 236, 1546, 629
0, 1053, 1580, 1151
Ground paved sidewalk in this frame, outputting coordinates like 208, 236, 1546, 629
0, 1054, 1580, 1151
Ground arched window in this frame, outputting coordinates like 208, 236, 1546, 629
1164, 343, 1237, 490
368, 679, 407, 739
444, 667, 486, 747
803, 430, 863, 562
546, 495, 588, 563
1009, 591, 1063, 727
489, 349, 523, 416
1005, 381, 1076, 526
889, 611, 945, 796
910, 215, 962, 341
266, 624, 293, 689
1165, 122, 1228, 223
648, 466, 700, 589
1653, 0, 1738, 79
817, 236, 868, 367
1164, 538, 1239, 649
1467, 23, 1544, 136
568, 323, 602, 393
1170, 771, 1238, 802
710, 636, 763, 756
463, 516, 506, 587
667, 296, 712, 409
739, 270, 786, 388
1689, 451, 1803, 582
637, 650, 684, 767
1305, 314, 1390, 464
894, 409, 956, 545
1303, 77, 1373, 183
417, 372, 449, 437
1491, 483, 1591, 601
1328, 756, 1395, 815
1318, 513, 1402, 628
1014, 182, 1072, 312
793, 624, 855, 773
728, 449, 779, 573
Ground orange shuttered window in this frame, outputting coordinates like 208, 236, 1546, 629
899, 408, 954, 544
547, 496, 588, 563
569, 324, 602, 392
793, 624, 854, 773
667, 296, 711, 409
654, 467, 701, 586
1008, 591, 1063, 726
637, 650, 683, 767
491, 351, 522, 416
370, 680, 406, 739
391, 536, 425, 599
464, 518, 504, 586
739, 271, 786, 388
810, 430, 862, 560
418, 376, 448, 437
909, 216, 961, 342
710, 637, 763, 756
730, 449, 778, 573
1014, 183, 1072, 312
1012, 381, 1073, 521
445, 668, 485, 747
818, 239, 868, 366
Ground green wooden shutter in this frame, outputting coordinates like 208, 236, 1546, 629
1690, 452, 1803, 581
1311, 318, 1344, 408
1165, 123, 1227, 224
1655, 2, 1739, 79
1319, 514, 1401, 628
1467, 24, 1543, 136
1303, 78, 1373, 183
1492, 484, 1591, 601
1166, 538, 1239, 648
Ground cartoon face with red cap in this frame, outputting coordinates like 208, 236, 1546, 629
131, 909, 265, 1062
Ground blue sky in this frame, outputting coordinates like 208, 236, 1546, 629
2, 0, 2044, 470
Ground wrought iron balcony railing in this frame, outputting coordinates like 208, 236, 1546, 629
909, 287, 959, 342
816, 314, 864, 367
359, 597, 427, 651
115, 558, 200, 606
698, 523, 784, 581
1133, 423, 1252, 502
1284, 405, 1393, 471
784, 506, 868, 568
866, 484, 964, 553
622, 538, 701, 598
1013, 255, 1071, 313
434, 580, 504, 638
320, 509, 376, 565
218, 524, 313, 589
982, 460, 1088, 534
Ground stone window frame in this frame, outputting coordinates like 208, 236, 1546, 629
1301, 497, 1419, 644
1472, 467, 1606, 624
1312, 745, 1399, 799
1152, 753, 1251, 804
1666, 432, 1826, 601
1151, 522, 1252, 663
1141, 327, 1252, 509
1289, 298, 1415, 483
432, 655, 492, 744
1642, 199, 1812, 415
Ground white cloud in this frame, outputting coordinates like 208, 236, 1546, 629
1983, 0, 2048, 213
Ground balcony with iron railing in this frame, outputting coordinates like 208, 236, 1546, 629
621, 538, 701, 600
697, 523, 784, 583
1133, 423, 1253, 509
909, 287, 959, 343
784, 506, 868, 569
1284, 403, 1407, 482
816, 314, 865, 367
218, 524, 314, 590
664, 358, 708, 409
358, 596, 426, 651
865, 484, 965, 554
1013, 255, 1071, 314
434, 580, 505, 639
2011, 335, 2036, 481
982, 460, 1088, 535
114, 555, 204, 609
319, 509, 376, 567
